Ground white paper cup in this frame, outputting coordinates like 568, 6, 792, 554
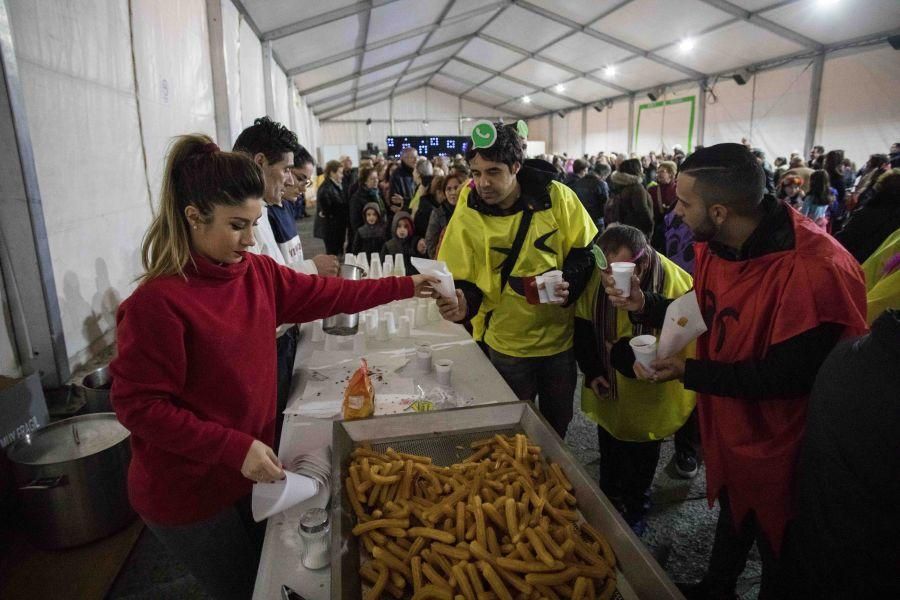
344, 254, 356, 266
415, 343, 432, 372
415, 303, 429, 327
611, 262, 636, 297
542, 270, 564, 303
629, 334, 658, 371
311, 319, 325, 342
385, 312, 397, 335
398, 315, 411, 338
377, 316, 390, 341
324, 333, 340, 351
434, 359, 453, 386
383, 255, 394, 276
356, 252, 369, 272
394, 253, 406, 276
427, 300, 441, 322
405, 307, 417, 329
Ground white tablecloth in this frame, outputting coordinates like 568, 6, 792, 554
252, 303, 519, 600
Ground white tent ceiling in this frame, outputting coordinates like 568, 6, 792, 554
235, 0, 900, 121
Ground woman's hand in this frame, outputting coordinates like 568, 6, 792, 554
633, 356, 685, 383
434, 289, 467, 322
601, 272, 645, 311
241, 440, 284, 483
411, 274, 440, 298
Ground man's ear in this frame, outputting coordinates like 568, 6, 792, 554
709, 203, 728, 225
510, 162, 522, 176
253, 152, 267, 168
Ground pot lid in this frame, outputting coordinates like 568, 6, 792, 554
5, 413, 129, 465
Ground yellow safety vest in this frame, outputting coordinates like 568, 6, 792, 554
576, 252, 696, 441
862, 227, 900, 325
438, 180, 597, 357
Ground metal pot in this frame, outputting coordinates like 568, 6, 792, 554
81, 365, 113, 413
6, 413, 134, 549
323, 264, 365, 336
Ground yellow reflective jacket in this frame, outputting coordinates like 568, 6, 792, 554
862, 228, 900, 325
438, 163, 597, 357
575, 250, 696, 441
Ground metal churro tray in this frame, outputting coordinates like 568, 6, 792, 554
330, 401, 684, 600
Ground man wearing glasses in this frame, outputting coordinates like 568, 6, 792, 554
284, 147, 313, 220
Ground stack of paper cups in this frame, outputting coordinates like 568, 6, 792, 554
356, 252, 369, 274
610, 262, 636, 297
393, 253, 406, 276
405, 307, 417, 329
369, 256, 382, 279
383, 255, 394, 277
366, 310, 379, 337
344, 254, 356, 266
427, 299, 441, 322
377, 315, 390, 341
629, 335, 658, 371
311, 319, 325, 342
324, 333, 339, 351
397, 315, 411, 338
415, 299, 429, 327
385, 312, 397, 335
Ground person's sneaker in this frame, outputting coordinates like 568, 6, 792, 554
675, 449, 699, 479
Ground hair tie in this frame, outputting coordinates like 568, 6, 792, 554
201, 142, 219, 154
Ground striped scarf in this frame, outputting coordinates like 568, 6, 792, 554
593, 247, 665, 400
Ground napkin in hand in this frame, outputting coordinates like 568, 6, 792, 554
657, 291, 708, 359
410, 257, 456, 301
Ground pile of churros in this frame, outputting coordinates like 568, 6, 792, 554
345, 433, 617, 600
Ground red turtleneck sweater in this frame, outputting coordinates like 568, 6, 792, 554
111, 252, 413, 525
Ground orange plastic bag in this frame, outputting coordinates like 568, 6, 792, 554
342, 359, 375, 420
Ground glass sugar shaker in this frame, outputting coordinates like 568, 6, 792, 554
298, 507, 330, 569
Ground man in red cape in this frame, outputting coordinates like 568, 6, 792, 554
603, 143, 867, 599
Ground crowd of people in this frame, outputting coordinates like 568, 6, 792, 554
107, 110, 898, 600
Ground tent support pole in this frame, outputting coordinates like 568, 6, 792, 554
262, 40, 275, 117
389, 96, 394, 135
804, 52, 825, 156
206, 0, 232, 148
548, 115, 554, 154
581, 106, 587, 157
696, 79, 707, 150
627, 94, 635, 155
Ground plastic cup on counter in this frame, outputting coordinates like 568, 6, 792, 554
610, 262, 636, 297
629, 335, 658, 371
427, 299, 441, 322
405, 307, 417, 329
397, 315, 411, 338
376, 316, 390, 342
415, 343, 433, 372
415, 300, 429, 327
434, 359, 453, 386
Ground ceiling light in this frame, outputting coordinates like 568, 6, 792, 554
554, 84, 565, 93
522, 96, 531, 104
604, 65, 616, 77
679, 38, 695, 53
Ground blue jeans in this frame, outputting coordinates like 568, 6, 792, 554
487, 347, 577, 439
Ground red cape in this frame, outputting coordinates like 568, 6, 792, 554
692, 209, 867, 552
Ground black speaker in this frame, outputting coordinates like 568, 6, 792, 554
733, 73, 748, 85
647, 92, 658, 101
888, 34, 900, 50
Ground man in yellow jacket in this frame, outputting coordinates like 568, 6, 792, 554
436, 122, 597, 437
574, 225, 694, 534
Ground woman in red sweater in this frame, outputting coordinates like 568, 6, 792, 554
110, 135, 435, 599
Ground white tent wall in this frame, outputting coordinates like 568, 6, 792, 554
4, 0, 320, 372
817, 45, 900, 167
632, 83, 701, 156
581, 98, 630, 155
8, 0, 151, 369
1, 278, 20, 377
237, 18, 264, 131
704, 61, 813, 160
550, 110, 584, 158
319, 87, 512, 153
131, 0, 217, 208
